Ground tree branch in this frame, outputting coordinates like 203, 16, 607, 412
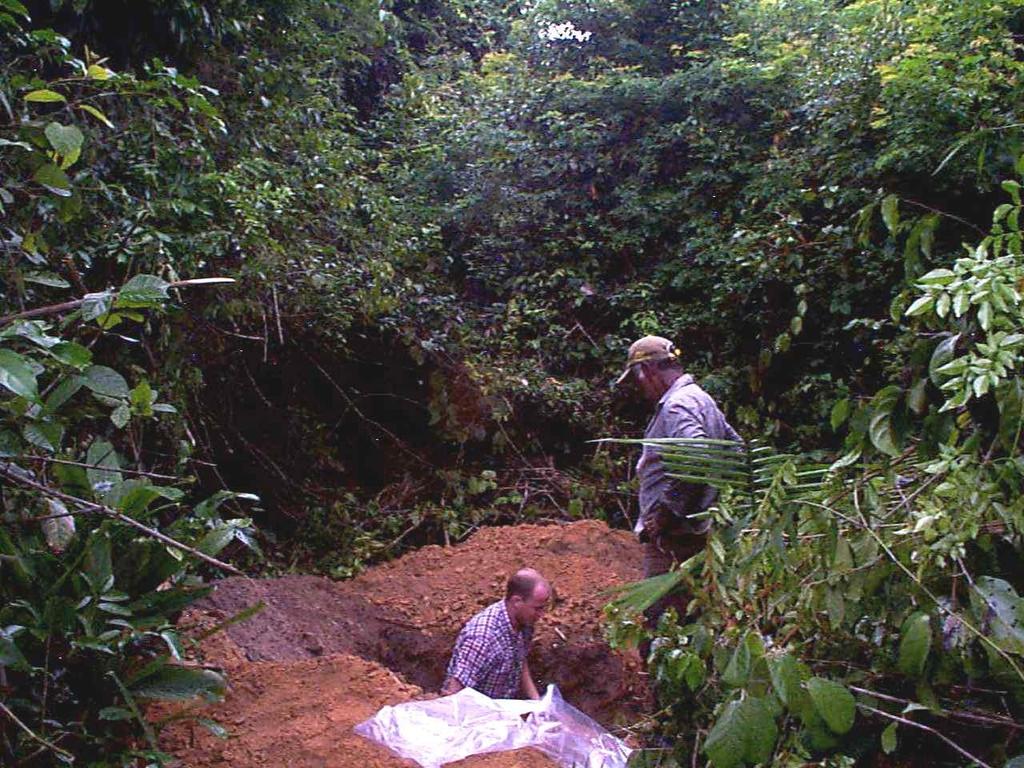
0, 277, 236, 327
0, 465, 242, 575
858, 703, 994, 768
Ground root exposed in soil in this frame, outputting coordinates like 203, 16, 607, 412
162, 520, 650, 767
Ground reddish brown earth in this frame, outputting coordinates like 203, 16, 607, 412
160, 520, 651, 768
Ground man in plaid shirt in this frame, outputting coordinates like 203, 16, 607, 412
442, 568, 551, 700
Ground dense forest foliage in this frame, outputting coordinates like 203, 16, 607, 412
4, 0, 1024, 764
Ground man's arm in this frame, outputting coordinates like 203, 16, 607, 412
520, 660, 541, 700
441, 676, 464, 696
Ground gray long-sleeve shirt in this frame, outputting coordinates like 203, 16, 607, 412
636, 374, 742, 538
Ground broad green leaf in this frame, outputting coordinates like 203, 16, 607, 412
917, 269, 956, 286
83, 365, 129, 398
43, 376, 81, 417
81, 291, 113, 321
767, 654, 809, 712
44, 122, 84, 168
881, 195, 899, 234
806, 677, 856, 735
704, 696, 777, 768
49, 342, 92, 368
0, 631, 29, 670
929, 336, 959, 388
833, 537, 854, 573
23, 421, 62, 452
0, 0, 29, 18
104, 479, 161, 517
722, 635, 753, 688
897, 612, 932, 677
111, 402, 130, 428
86, 439, 122, 493
869, 411, 899, 457
197, 525, 237, 556
24, 88, 66, 103
33, 163, 72, 197
881, 722, 897, 754
0, 349, 39, 400
115, 274, 170, 308
87, 64, 112, 80
24, 271, 71, 288
904, 295, 934, 317
970, 577, 1024, 654
830, 398, 850, 431
84, 532, 113, 591
130, 666, 226, 701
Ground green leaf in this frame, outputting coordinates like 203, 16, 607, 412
904, 295, 934, 317
970, 577, 1024, 654
897, 612, 932, 677
77, 103, 114, 128
111, 402, 130, 428
81, 291, 113, 321
869, 411, 899, 457
830, 398, 851, 431
85, 532, 113, 591
0, 349, 39, 400
104, 479, 162, 517
44, 122, 84, 168
23, 421, 62, 452
806, 677, 856, 735
86, 439, 122, 494
130, 666, 226, 701
24, 88, 66, 103
32, 163, 72, 197
0, 0, 29, 18
197, 526, 237, 557
86, 64, 112, 80
881, 722, 897, 754
24, 271, 71, 288
881, 195, 900, 234
0, 631, 29, 671
918, 269, 956, 286
115, 274, 170, 308
722, 636, 753, 688
49, 342, 92, 368
83, 365, 129, 398
767, 654, 810, 712
704, 696, 778, 768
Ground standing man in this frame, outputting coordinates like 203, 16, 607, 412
442, 568, 550, 700
616, 335, 742, 624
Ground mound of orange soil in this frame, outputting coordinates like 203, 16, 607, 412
161, 520, 649, 767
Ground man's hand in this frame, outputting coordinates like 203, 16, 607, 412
520, 661, 541, 700
440, 676, 464, 697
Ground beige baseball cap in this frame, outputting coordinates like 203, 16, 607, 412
615, 335, 680, 384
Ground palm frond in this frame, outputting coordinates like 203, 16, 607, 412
598, 437, 832, 514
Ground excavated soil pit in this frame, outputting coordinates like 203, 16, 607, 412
161, 520, 650, 767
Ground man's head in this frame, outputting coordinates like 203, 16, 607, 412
616, 335, 683, 401
505, 568, 550, 630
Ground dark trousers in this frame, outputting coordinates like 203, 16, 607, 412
641, 527, 707, 628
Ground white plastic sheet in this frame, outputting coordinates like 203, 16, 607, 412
354, 684, 632, 768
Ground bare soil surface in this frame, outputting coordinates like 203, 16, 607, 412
160, 520, 651, 767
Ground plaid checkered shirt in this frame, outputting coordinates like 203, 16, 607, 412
444, 599, 532, 699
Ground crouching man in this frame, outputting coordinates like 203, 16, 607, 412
441, 568, 551, 700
